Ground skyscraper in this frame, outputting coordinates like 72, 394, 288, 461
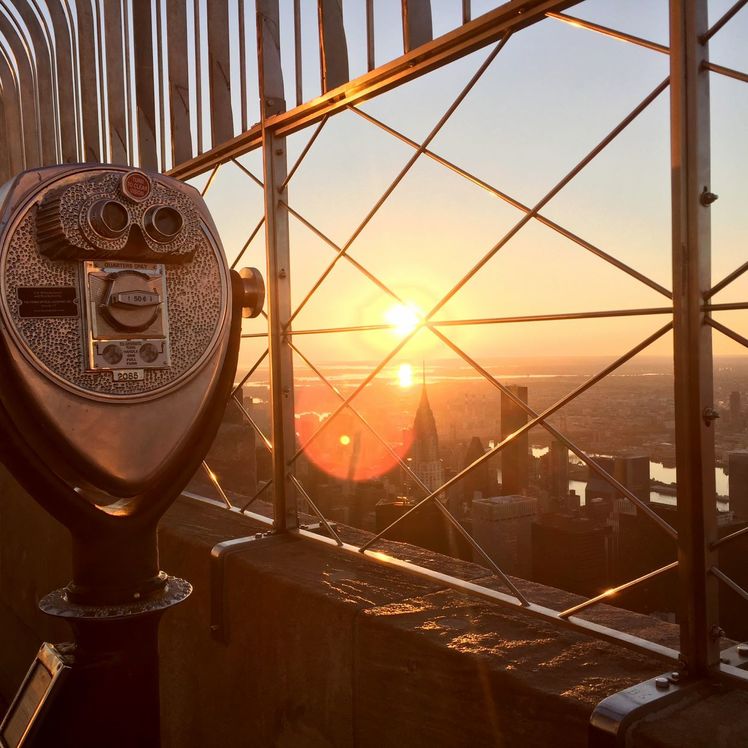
473, 494, 538, 577
730, 391, 744, 430
408, 367, 445, 497
729, 451, 748, 521
500, 385, 529, 496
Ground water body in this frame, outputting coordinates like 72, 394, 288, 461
531, 447, 730, 508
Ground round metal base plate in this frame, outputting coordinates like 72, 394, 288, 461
39, 575, 192, 620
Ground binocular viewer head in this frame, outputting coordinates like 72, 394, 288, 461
0, 164, 261, 521
35, 169, 202, 264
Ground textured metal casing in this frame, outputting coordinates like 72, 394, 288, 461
0, 164, 232, 500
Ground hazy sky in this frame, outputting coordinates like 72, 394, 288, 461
193, 0, 748, 372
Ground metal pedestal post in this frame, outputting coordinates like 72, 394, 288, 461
23, 576, 190, 748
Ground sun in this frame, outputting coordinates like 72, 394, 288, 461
397, 363, 413, 388
385, 302, 422, 337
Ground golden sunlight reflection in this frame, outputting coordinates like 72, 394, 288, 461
367, 551, 395, 563
398, 363, 414, 388
385, 302, 422, 337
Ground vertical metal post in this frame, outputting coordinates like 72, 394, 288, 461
257, 0, 298, 530
670, 0, 718, 676
132, 1, 158, 169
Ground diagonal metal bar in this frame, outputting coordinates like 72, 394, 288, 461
283, 202, 409, 313
712, 523, 748, 549
349, 105, 672, 299
546, 12, 669, 55
362, 321, 677, 553
707, 317, 748, 350
230, 215, 266, 270
280, 115, 329, 190
706, 258, 748, 299
201, 163, 221, 196
240, 480, 273, 512
231, 157, 264, 188
289, 323, 393, 336
704, 60, 748, 84
202, 460, 233, 509
231, 348, 269, 397
702, 0, 748, 42
287, 35, 512, 327
559, 561, 678, 619
231, 394, 272, 452
431, 496, 530, 605
424, 77, 670, 322
429, 323, 678, 538
711, 566, 748, 604
289, 474, 344, 545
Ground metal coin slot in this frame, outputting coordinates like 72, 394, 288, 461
143, 205, 183, 243
101, 270, 162, 333
87, 199, 129, 239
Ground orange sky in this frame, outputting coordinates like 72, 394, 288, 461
195, 1, 748, 368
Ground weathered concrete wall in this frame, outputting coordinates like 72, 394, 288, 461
0, 464, 721, 747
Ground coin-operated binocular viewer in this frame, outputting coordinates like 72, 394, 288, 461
0, 165, 264, 747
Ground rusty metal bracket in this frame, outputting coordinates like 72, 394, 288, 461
588, 673, 701, 746
209, 531, 276, 643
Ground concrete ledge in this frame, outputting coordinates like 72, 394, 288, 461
0, 468, 718, 747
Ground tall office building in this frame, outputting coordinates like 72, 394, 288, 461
729, 451, 748, 521
730, 391, 743, 429
585, 454, 649, 506
375, 497, 472, 560
539, 440, 569, 512
460, 436, 497, 505
472, 494, 537, 577
532, 514, 612, 597
408, 371, 445, 496
500, 385, 529, 496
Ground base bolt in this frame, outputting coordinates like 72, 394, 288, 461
655, 676, 670, 690
737, 643, 748, 657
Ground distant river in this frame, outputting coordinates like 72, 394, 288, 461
531, 448, 730, 508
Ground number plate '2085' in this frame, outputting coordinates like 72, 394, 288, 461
113, 369, 144, 382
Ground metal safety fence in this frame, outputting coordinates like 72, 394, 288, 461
2, 0, 748, 685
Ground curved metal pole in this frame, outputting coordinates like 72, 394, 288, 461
74, 0, 102, 161
0, 78, 8, 182
15, 0, 59, 164
0, 6, 41, 166
100, 0, 128, 163
47, 0, 81, 162
0, 42, 25, 174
